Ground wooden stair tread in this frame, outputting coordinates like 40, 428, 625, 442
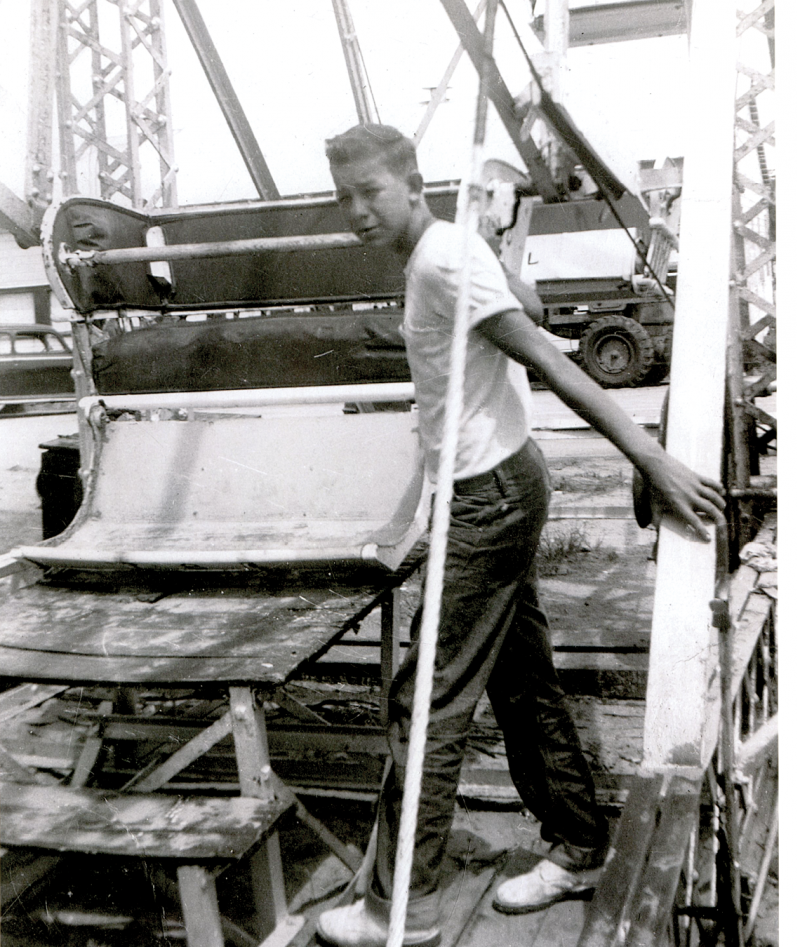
0, 780, 293, 860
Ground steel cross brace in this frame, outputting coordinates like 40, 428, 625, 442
438, 0, 559, 201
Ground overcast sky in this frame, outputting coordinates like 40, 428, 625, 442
1, 0, 698, 207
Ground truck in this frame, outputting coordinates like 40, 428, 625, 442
521, 159, 682, 388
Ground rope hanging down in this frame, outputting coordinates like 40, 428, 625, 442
386, 4, 499, 946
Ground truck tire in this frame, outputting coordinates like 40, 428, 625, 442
579, 315, 655, 387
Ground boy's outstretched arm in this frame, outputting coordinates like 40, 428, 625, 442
476, 309, 726, 541
503, 269, 546, 324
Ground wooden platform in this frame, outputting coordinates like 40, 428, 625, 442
0, 564, 394, 685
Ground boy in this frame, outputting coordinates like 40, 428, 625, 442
317, 124, 725, 947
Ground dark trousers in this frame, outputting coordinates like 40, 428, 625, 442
373, 438, 608, 909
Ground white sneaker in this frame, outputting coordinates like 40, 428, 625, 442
317, 898, 441, 947
492, 859, 600, 915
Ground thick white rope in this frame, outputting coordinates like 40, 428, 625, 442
386, 158, 485, 947
386, 9, 497, 944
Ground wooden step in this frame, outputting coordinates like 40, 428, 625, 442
0, 780, 293, 861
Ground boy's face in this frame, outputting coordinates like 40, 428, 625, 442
330, 153, 420, 249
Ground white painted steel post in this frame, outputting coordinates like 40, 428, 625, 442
642, 0, 738, 770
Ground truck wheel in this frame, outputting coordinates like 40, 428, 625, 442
579, 315, 655, 387
643, 359, 670, 386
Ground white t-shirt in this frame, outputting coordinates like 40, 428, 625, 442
402, 220, 534, 482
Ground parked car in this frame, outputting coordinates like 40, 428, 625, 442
0, 324, 75, 407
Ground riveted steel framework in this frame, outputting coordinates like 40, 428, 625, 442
55, 0, 177, 208
726, 0, 776, 552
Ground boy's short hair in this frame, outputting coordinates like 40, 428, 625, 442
325, 124, 418, 178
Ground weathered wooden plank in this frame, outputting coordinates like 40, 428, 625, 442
0, 571, 389, 685
728, 563, 759, 624
0, 683, 68, 722
333, 624, 651, 652
730, 592, 773, 696
0, 781, 293, 860
128, 713, 234, 792
459, 894, 552, 947
738, 715, 777, 777
438, 862, 501, 947
530, 897, 590, 947
70, 734, 104, 787
555, 653, 648, 673
256, 914, 306, 947
0, 745, 58, 785
624, 778, 701, 947
312, 651, 649, 700
0, 647, 322, 686
457, 844, 554, 947
0, 739, 77, 773
739, 755, 778, 886
229, 686, 291, 938
577, 775, 664, 947
570, 700, 644, 778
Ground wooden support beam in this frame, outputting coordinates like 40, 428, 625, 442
577, 775, 665, 947
380, 588, 401, 726
0, 781, 291, 859
229, 687, 289, 939
624, 779, 702, 947
126, 713, 233, 793
177, 866, 226, 947
738, 714, 777, 776
0, 683, 67, 722
642, 0, 738, 770
270, 689, 330, 727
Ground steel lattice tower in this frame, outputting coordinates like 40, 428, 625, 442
54, 0, 177, 208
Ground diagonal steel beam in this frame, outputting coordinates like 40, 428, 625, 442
415, 0, 487, 145
172, 0, 279, 200
438, 0, 560, 201
0, 182, 40, 248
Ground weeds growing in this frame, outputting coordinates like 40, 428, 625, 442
538, 524, 593, 563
